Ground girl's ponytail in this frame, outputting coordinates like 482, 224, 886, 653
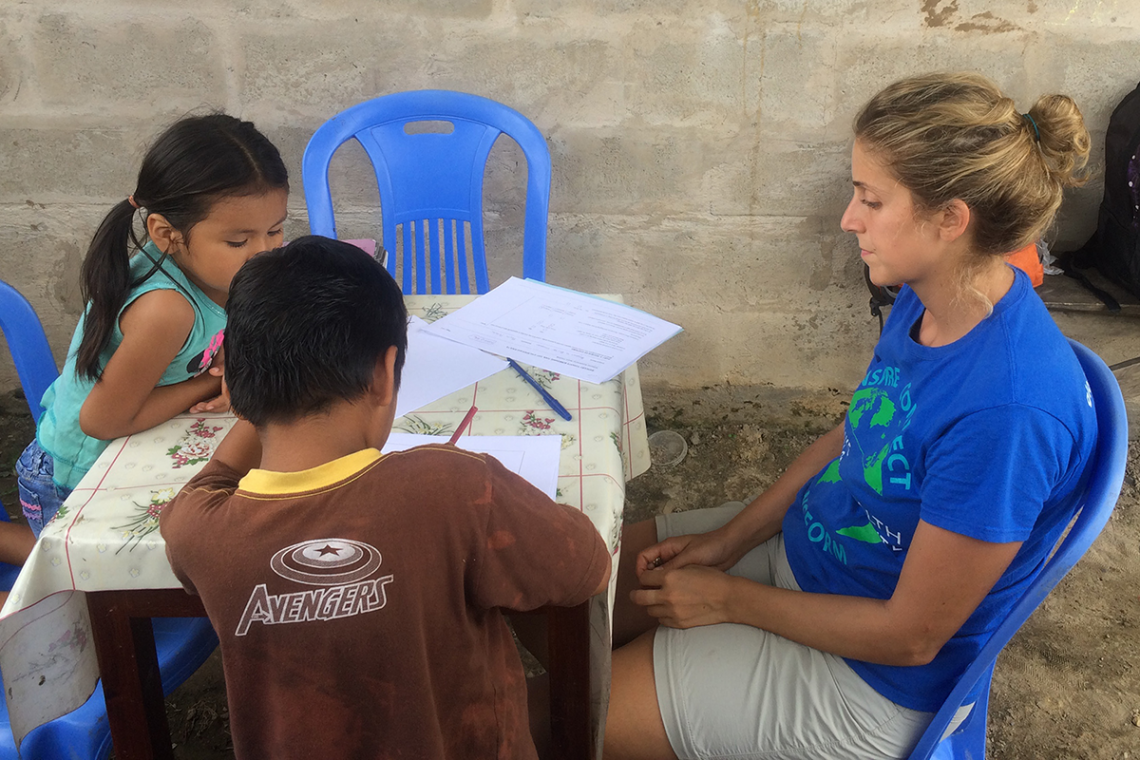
75, 199, 142, 380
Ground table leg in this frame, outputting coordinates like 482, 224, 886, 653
547, 601, 592, 760
86, 589, 206, 760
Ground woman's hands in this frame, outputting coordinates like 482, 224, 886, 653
629, 528, 744, 629
635, 528, 741, 575
625, 423, 847, 634
630, 563, 737, 629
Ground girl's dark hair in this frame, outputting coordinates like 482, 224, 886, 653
225, 236, 408, 426
76, 114, 289, 380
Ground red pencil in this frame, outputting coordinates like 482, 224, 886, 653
448, 406, 478, 444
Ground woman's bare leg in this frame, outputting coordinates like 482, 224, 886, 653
527, 672, 551, 759
509, 609, 548, 667
612, 519, 662, 649
604, 629, 677, 760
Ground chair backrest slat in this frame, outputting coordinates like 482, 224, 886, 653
441, 220, 455, 295
429, 217, 444, 295
456, 221, 472, 295
414, 219, 428, 295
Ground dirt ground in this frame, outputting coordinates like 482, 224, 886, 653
1, 386, 1138, 759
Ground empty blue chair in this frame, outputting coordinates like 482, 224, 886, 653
0, 280, 219, 759
0, 281, 57, 421
302, 89, 552, 294
907, 338, 1128, 760
0, 279, 55, 591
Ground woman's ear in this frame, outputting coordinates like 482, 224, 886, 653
937, 199, 972, 243
146, 213, 184, 255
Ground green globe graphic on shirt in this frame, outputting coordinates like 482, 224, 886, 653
846, 386, 898, 494
824, 386, 899, 546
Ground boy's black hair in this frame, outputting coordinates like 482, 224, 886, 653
224, 236, 408, 426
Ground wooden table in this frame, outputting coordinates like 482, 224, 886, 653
85, 591, 593, 760
0, 294, 650, 758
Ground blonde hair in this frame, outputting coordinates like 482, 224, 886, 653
854, 72, 1091, 258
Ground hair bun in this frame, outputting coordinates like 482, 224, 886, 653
1027, 94, 1092, 189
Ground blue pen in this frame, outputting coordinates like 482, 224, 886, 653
507, 358, 572, 421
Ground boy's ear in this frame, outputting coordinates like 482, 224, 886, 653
224, 378, 250, 423
370, 346, 400, 408
146, 213, 184, 254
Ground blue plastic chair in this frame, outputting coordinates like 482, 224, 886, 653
907, 338, 1129, 760
302, 89, 552, 294
0, 279, 56, 592
0, 619, 216, 760
0, 281, 57, 421
0, 280, 219, 759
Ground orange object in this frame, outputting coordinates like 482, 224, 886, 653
1005, 242, 1043, 287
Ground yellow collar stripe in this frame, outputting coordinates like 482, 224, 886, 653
237, 448, 383, 495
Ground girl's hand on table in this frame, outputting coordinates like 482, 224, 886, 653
631, 564, 735, 629
188, 349, 230, 414
188, 387, 229, 414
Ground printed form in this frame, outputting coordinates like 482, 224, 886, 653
423, 277, 682, 383
382, 433, 562, 498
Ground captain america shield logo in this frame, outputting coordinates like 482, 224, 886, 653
269, 539, 382, 586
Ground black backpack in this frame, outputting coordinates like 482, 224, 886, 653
1062, 80, 1140, 310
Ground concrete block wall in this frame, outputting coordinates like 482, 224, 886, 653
1, 0, 1138, 401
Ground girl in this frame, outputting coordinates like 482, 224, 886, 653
15, 113, 289, 541
605, 72, 1094, 760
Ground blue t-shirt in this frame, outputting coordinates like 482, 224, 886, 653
782, 268, 1096, 712
37, 243, 227, 490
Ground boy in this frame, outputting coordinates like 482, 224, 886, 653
161, 236, 610, 759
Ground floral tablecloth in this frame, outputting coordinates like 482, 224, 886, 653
0, 294, 649, 748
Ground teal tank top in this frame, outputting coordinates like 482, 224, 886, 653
36, 243, 227, 490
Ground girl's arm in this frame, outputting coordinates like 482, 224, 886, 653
79, 289, 223, 440
637, 422, 845, 575
633, 519, 1022, 667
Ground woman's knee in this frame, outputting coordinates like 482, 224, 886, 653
605, 630, 678, 760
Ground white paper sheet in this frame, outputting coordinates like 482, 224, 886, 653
381, 433, 562, 499
422, 277, 682, 383
394, 316, 509, 419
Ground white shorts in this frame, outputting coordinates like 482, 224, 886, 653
652, 503, 936, 760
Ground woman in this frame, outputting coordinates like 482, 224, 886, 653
605, 72, 1095, 760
